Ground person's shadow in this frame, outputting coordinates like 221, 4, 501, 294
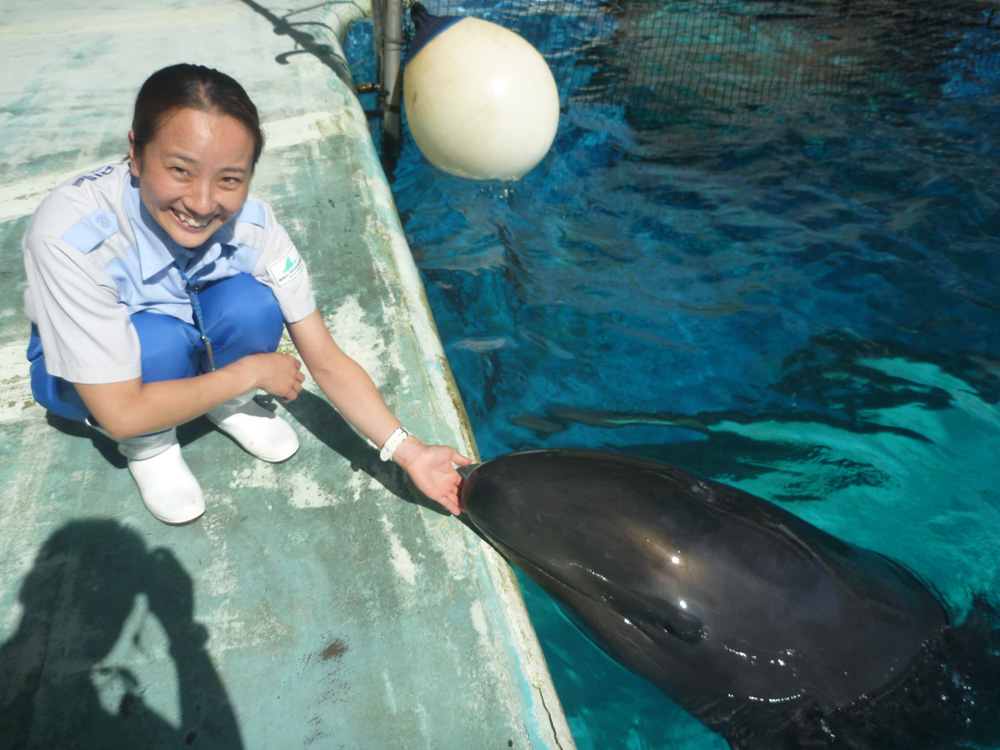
0, 520, 243, 749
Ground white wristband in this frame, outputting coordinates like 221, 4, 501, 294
379, 427, 410, 462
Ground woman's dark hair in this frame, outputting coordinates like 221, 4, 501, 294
132, 64, 265, 167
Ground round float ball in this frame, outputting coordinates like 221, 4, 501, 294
403, 4, 559, 181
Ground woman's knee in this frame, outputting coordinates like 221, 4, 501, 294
131, 312, 202, 382
29, 357, 90, 422
199, 275, 284, 360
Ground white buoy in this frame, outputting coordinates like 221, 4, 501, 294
403, 4, 560, 180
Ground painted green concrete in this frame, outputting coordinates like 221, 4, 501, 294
0, 1, 574, 748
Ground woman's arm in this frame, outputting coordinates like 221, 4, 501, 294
286, 310, 470, 513
75, 351, 305, 440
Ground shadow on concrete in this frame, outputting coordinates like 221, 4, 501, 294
237, 0, 356, 88
45, 412, 218, 472
43, 392, 448, 515
0, 520, 243, 749
279, 389, 450, 515
45, 412, 127, 469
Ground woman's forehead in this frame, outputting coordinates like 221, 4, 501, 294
149, 107, 254, 167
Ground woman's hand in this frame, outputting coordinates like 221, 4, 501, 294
393, 438, 473, 515
233, 352, 305, 402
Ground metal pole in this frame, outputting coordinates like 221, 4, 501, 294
380, 0, 404, 178
371, 0, 385, 86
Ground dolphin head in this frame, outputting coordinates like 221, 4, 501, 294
461, 450, 715, 647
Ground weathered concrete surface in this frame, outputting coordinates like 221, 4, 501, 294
0, 1, 574, 747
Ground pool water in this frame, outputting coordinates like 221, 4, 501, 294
346, 11, 1000, 749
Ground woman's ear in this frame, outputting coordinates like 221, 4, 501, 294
128, 130, 140, 177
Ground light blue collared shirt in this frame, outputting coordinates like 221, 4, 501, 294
23, 163, 315, 383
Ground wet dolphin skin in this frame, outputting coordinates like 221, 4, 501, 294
461, 449, 950, 749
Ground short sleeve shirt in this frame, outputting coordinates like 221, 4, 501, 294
23, 162, 316, 384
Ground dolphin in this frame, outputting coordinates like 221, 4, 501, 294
459, 449, 972, 749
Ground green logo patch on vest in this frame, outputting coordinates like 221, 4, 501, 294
267, 247, 304, 287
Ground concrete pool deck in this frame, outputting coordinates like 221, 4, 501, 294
0, 1, 574, 747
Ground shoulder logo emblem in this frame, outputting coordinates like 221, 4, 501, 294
268, 248, 305, 287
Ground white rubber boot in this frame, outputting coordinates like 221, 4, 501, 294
207, 391, 299, 463
120, 428, 206, 525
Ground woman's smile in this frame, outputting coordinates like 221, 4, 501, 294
171, 207, 216, 230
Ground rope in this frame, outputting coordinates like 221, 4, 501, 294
173, 264, 217, 371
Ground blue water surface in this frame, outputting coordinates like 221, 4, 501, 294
347, 10, 1000, 749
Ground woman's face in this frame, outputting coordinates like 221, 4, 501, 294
129, 107, 255, 249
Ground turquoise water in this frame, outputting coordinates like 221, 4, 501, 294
348, 11, 1000, 749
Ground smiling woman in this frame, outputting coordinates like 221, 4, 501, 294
22, 63, 470, 524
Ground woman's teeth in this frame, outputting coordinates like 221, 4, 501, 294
176, 211, 210, 228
